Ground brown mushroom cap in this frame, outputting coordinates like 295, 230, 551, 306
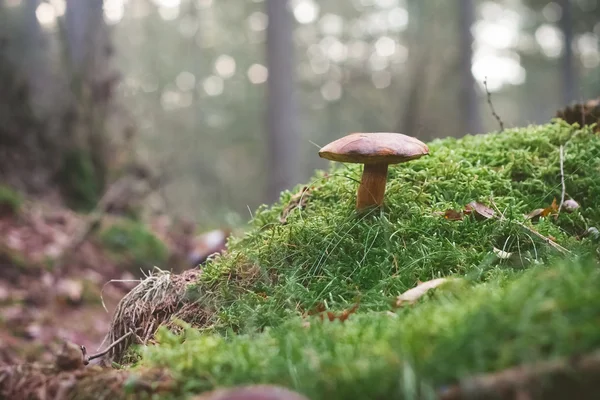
318, 132, 429, 164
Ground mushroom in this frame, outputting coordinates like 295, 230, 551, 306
318, 132, 429, 211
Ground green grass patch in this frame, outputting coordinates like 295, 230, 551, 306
139, 257, 600, 400
98, 220, 169, 275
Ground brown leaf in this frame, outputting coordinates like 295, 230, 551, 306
465, 201, 495, 220
305, 302, 359, 323
279, 186, 312, 224
526, 198, 559, 221
540, 198, 558, 217
525, 208, 545, 220
443, 209, 464, 221
304, 302, 326, 316
395, 278, 451, 307
319, 302, 359, 322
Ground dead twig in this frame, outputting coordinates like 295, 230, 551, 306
489, 198, 571, 255
483, 76, 504, 132
558, 145, 566, 215
83, 330, 135, 365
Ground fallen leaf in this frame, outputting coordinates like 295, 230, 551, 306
395, 278, 450, 307
304, 301, 359, 323
320, 302, 359, 322
540, 198, 558, 217
493, 247, 513, 260
525, 198, 559, 221
525, 208, 545, 220
279, 186, 312, 224
443, 209, 464, 221
465, 201, 495, 220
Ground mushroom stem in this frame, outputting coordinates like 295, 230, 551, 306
356, 163, 389, 210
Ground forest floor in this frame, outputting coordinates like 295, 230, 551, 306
0, 192, 226, 367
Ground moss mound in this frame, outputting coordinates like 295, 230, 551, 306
139, 257, 600, 399
193, 121, 600, 334
101, 122, 600, 398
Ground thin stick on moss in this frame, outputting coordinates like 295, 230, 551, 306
84, 330, 135, 365
489, 198, 570, 254
483, 76, 504, 132
558, 145, 566, 214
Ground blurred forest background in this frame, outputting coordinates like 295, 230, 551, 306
0, 0, 599, 228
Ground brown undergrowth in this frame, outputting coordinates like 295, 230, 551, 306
102, 268, 205, 363
0, 362, 173, 400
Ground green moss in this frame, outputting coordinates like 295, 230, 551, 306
191, 121, 600, 334
118, 122, 600, 398
0, 184, 23, 215
138, 257, 600, 399
98, 220, 169, 274
58, 149, 101, 212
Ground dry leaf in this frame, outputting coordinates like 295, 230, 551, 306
526, 198, 559, 221
540, 198, 558, 217
493, 247, 512, 260
465, 201, 495, 220
395, 278, 450, 307
320, 303, 359, 322
279, 186, 312, 224
525, 208, 545, 220
304, 302, 359, 323
443, 209, 464, 221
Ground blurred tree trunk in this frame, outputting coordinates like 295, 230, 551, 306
558, 0, 577, 105
265, 0, 299, 202
58, 0, 121, 209
398, 1, 425, 137
22, 0, 47, 112
64, 0, 111, 82
458, 0, 481, 134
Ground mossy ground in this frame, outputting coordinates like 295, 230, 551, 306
98, 220, 169, 276
122, 122, 600, 399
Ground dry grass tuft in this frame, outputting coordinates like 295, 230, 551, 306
103, 267, 203, 363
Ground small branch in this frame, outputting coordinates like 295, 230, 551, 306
483, 77, 504, 132
558, 145, 566, 215
83, 330, 134, 365
513, 219, 570, 254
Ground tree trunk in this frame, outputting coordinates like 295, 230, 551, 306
558, 0, 577, 105
458, 0, 481, 134
265, 0, 299, 202
22, 0, 48, 114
